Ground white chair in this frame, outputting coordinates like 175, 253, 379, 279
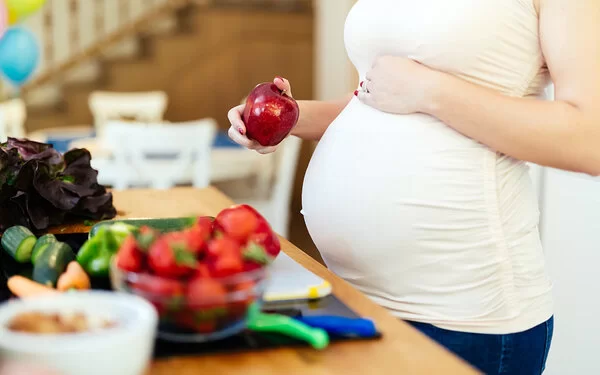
96, 119, 217, 190
235, 136, 303, 238
0, 98, 26, 140
89, 91, 168, 139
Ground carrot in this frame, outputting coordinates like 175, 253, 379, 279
57, 261, 91, 292
7, 276, 59, 298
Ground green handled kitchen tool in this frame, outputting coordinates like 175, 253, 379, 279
246, 303, 330, 350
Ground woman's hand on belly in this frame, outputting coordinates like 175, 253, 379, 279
357, 56, 440, 115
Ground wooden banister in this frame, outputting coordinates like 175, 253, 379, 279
22, 0, 194, 93
69, 0, 79, 54
42, 2, 53, 67
19, 0, 312, 97
94, 0, 105, 36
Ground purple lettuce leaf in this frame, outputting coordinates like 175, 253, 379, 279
0, 138, 117, 231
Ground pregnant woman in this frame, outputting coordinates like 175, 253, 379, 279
228, 0, 600, 373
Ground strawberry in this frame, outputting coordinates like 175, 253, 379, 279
228, 280, 256, 319
181, 217, 213, 255
148, 233, 198, 278
209, 252, 244, 278
116, 234, 144, 272
194, 321, 217, 334
134, 226, 160, 253
194, 263, 212, 279
129, 276, 185, 315
242, 240, 272, 266
186, 276, 227, 311
248, 224, 281, 258
242, 260, 263, 272
175, 310, 217, 334
194, 216, 214, 232
206, 236, 241, 259
238, 204, 281, 257
214, 205, 259, 243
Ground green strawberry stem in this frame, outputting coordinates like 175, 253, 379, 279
243, 242, 272, 265
173, 244, 197, 267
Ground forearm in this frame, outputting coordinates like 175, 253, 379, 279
426, 73, 600, 175
291, 93, 353, 141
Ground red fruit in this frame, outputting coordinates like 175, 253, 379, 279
116, 235, 144, 272
176, 310, 217, 334
186, 276, 228, 310
232, 280, 256, 294
206, 236, 241, 259
214, 206, 259, 243
242, 260, 263, 272
194, 321, 217, 334
131, 277, 184, 297
242, 82, 300, 147
228, 280, 257, 319
129, 277, 185, 315
209, 253, 244, 278
242, 241, 271, 266
134, 226, 159, 253
181, 219, 212, 255
194, 264, 212, 279
247, 231, 280, 258
239, 205, 281, 258
195, 216, 214, 232
147, 233, 198, 278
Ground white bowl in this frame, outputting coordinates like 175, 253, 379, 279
0, 291, 158, 375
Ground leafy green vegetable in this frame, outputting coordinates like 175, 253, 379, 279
77, 223, 134, 277
0, 138, 117, 232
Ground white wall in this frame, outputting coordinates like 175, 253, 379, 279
540, 168, 600, 375
314, 0, 356, 100
529, 84, 599, 374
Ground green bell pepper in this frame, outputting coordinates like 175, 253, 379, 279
77, 224, 135, 277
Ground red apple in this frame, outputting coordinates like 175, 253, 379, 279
242, 82, 300, 147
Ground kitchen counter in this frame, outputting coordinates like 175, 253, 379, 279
111, 187, 480, 375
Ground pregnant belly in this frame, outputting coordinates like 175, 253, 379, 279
301, 98, 543, 318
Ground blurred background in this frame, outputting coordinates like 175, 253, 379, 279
0, 0, 358, 264
0, 1, 597, 373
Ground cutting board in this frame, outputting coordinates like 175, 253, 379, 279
263, 252, 332, 302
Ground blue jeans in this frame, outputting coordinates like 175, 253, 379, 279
407, 317, 554, 375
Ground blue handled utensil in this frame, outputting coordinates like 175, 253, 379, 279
294, 315, 378, 338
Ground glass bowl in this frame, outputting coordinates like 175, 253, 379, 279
109, 261, 269, 343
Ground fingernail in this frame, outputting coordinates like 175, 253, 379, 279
360, 81, 364, 87
238, 127, 245, 135
275, 76, 284, 81
354, 90, 358, 96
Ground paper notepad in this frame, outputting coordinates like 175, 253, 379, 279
263, 252, 332, 302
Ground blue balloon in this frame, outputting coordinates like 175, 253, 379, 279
0, 27, 39, 86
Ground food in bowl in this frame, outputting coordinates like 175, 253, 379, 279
110, 205, 281, 341
7, 311, 116, 334
111, 263, 267, 341
0, 291, 157, 375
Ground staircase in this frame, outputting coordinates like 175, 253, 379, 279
14, 0, 314, 133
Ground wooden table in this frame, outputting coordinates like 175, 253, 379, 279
111, 187, 480, 375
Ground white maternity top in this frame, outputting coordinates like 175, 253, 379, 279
301, 0, 554, 334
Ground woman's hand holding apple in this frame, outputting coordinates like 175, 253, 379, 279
227, 76, 298, 154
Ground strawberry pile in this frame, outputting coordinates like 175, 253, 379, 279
113, 204, 280, 334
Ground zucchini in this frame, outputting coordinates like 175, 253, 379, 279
1, 226, 37, 263
33, 242, 76, 287
31, 234, 58, 265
